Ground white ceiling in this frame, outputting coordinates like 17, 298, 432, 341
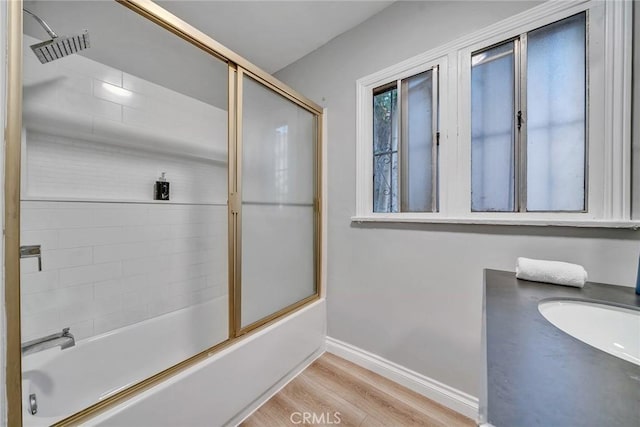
158, 1, 394, 73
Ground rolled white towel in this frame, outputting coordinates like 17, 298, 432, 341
515, 257, 588, 288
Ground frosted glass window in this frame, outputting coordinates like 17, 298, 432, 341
373, 86, 399, 212
527, 13, 586, 212
402, 70, 437, 212
471, 42, 516, 212
470, 13, 586, 214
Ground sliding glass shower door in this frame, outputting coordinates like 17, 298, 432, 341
6, 1, 322, 423
239, 73, 318, 329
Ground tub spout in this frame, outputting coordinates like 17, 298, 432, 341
21, 327, 75, 356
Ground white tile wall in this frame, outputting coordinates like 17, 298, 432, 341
20, 201, 228, 342
22, 34, 228, 161
25, 131, 227, 204
20, 33, 230, 344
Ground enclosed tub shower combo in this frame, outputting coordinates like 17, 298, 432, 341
4, 0, 324, 425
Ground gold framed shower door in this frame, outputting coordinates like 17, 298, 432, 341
4, 0, 324, 425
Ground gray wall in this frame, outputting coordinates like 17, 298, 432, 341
276, 1, 640, 397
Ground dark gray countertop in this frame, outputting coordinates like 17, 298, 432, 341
483, 269, 640, 427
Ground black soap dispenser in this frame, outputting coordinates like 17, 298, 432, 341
154, 172, 170, 201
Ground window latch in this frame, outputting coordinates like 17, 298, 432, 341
517, 110, 523, 130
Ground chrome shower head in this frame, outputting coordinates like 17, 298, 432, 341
30, 31, 90, 64
23, 8, 90, 64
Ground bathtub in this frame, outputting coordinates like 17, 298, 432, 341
21, 297, 326, 426
22, 297, 229, 426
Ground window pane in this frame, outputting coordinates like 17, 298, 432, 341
402, 70, 437, 212
373, 153, 398, 212
527, 13, 586, 211
373, 87, 398, 212
471, 42, 516, 212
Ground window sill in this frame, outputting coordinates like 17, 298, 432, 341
350, 215, 640, 229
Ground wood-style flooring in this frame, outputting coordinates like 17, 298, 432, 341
241, 352, 475, 427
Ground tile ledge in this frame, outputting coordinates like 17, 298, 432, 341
22, 196, 226, 206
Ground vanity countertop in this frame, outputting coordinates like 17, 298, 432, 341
483, 269, 640, 427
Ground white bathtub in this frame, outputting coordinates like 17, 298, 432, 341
22, 296, 229, 426
21, 297, 326, 426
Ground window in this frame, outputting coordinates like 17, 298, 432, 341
373, 67, 439, 213
355, 0, 634, 227
471, 13, 586, 213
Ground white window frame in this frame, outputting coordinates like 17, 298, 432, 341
354, 0, 636, 228
367, 57, 447, 216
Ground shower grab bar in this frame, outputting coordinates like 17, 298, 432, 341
20, 245, 42, 271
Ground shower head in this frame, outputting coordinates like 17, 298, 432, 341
23, 8, 90, 64
30, 31, 90, 64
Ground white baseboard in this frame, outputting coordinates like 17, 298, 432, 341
325, 337, 479, 421
229, 347, 325, 426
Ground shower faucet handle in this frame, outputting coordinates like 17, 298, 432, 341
20, 245, 42, 271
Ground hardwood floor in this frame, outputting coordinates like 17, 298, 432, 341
240, 353, 475, 427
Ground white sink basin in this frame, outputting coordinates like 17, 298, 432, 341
538, 300, 640, 366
